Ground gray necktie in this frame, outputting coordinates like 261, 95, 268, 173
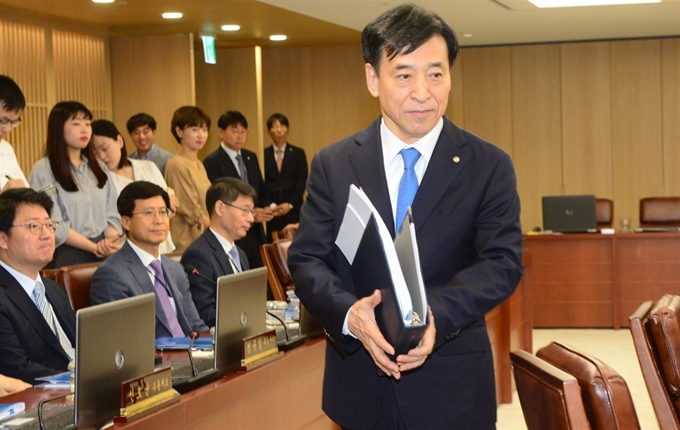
228, 247, 242, 273
236, 153, 248, 182
33, 281, 75, 360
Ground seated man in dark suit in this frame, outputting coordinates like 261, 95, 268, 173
181, 177, 255, 327
90, 181, 207, 338
202, 110, 273, 268
0, 188, 76, 384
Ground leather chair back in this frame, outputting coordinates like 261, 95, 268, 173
629, 295, 680, 429
272, 227, 296, 242
596, 198, 614, 229
639, 197, 680, 227
511, 349, 592, 430
537, 342, 640, 430
260, 238, 294, 301
55, 262, 100, 312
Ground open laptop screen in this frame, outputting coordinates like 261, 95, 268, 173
542, 195, 597, 233
75, 293, 156, 428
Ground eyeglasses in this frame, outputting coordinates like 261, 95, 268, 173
0, 117, 21, 129
131, 208, 173, 219
11, 221, 59, 235
221, 201, 256, 217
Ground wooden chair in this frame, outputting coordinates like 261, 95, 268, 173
629, 296, 680, 429
639, 197, 680, 227
595, 198, 614, 229
260, 238, 294, 301
536, 342, 640, 430
53, 262, 100, 312
511, 349, 592, 430
271, 227, 296, 242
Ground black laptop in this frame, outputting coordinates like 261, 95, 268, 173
542, 195, 597, 233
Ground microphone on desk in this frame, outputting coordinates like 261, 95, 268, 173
266, 310, 306, 351
188, 330, 199, 377
184, 264, 216, 285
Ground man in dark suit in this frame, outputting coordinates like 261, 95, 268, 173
90, 181, 207, 338
263, 113, 308, 241
181, 178, 255, 327
0, 188, 76, 384
287, 5, 523, 430
203, 110, 273, 268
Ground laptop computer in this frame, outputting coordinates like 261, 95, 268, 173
542, 195, 598, 233
75, 293, 156, 428
214, 267, 268, 376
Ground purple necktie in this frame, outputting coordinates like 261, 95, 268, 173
149, 260, 185, 337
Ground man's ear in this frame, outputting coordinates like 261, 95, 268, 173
365, 63, 380, 98
121, 216, 131, 233
0, 232, 9, 251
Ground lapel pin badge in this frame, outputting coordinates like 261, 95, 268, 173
453, 156, 460, 163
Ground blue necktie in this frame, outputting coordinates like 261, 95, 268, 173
228, 247, 242, 273
396, 148, 421, 233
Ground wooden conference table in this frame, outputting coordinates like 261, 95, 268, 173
524, 231, 680, 328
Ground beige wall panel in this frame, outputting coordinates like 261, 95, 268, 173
511, 44, 563, 232
447, 49, 465, 127
662, 39, 680, 196
560, 42, 613, 199
610, 39, 663, 226
110, 34, 194, 155
309, 45, 380, 155
460, 47, 513, 154
262, 47, 315, 159
0, 20, 48, 175
195, 46, 260, 160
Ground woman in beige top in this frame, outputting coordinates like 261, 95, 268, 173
164, 106, 212, 252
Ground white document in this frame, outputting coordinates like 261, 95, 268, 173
335, 184, 426, 325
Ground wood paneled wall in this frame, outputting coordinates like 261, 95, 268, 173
110, 34, 195, 156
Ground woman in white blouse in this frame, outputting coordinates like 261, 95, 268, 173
28, 101, 122, 267
91, 119, 177, 254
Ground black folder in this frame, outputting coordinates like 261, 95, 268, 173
348, 213, 428, 356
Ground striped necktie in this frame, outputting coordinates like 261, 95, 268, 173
33, 281, 74, 360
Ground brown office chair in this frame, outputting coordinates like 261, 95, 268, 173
596, 198, 614, 229
54, 262, 100, 312
511, 349, 592, 430
271, 227, 296, 242
260, 238, 294, 301
639, 197, 680, 227
629, 295, 680, 429
536, 342, 640, 430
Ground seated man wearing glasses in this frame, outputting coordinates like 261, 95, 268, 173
0, 188, 75, 384
91, 181, 207, 338
181, 178, 255, 327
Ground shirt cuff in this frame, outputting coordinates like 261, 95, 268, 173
342, 308, 357, 339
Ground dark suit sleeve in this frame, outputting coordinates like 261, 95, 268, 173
181, 245, 219, 327
287, 151, 358, 352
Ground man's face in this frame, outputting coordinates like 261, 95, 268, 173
130, 125, 155, 153
268, 120, 289, 147
0, 104, 22, 142
215, 195, 254, 243
122, 196, 169, 255
218, 124, 248, 152
0, 204, 56, 275
365, 35, 451, 144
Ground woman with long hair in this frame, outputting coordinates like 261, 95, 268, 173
164, 106, 212, 252
90, 118, 177, 254
28, 101, 122, 267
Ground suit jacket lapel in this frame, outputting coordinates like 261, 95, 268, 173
218, 149, 239, 179
347, 119, 396, 235
0, 268, 68, 359
205, 230, 232, 275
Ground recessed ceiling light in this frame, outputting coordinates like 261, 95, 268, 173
92, 0, 115, 3
221, 25, 241, 32
528, 0, 659, 7
270, 35, 287, 41
162, 12, 183, 19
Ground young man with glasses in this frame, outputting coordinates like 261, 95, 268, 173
181, 177, 255, 327
0, 75, 29, 192
0, 188, 76, 384
90, 181, 207, 338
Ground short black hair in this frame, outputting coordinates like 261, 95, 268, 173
266, 113, 289, 130
217, 111, 248, 130
0, 75, 26, 113
126, 113, 157, 134
362, 4, 458, 75
206, 177, 257, 217
117, 181, 170, 218
0, 189, 53, 235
